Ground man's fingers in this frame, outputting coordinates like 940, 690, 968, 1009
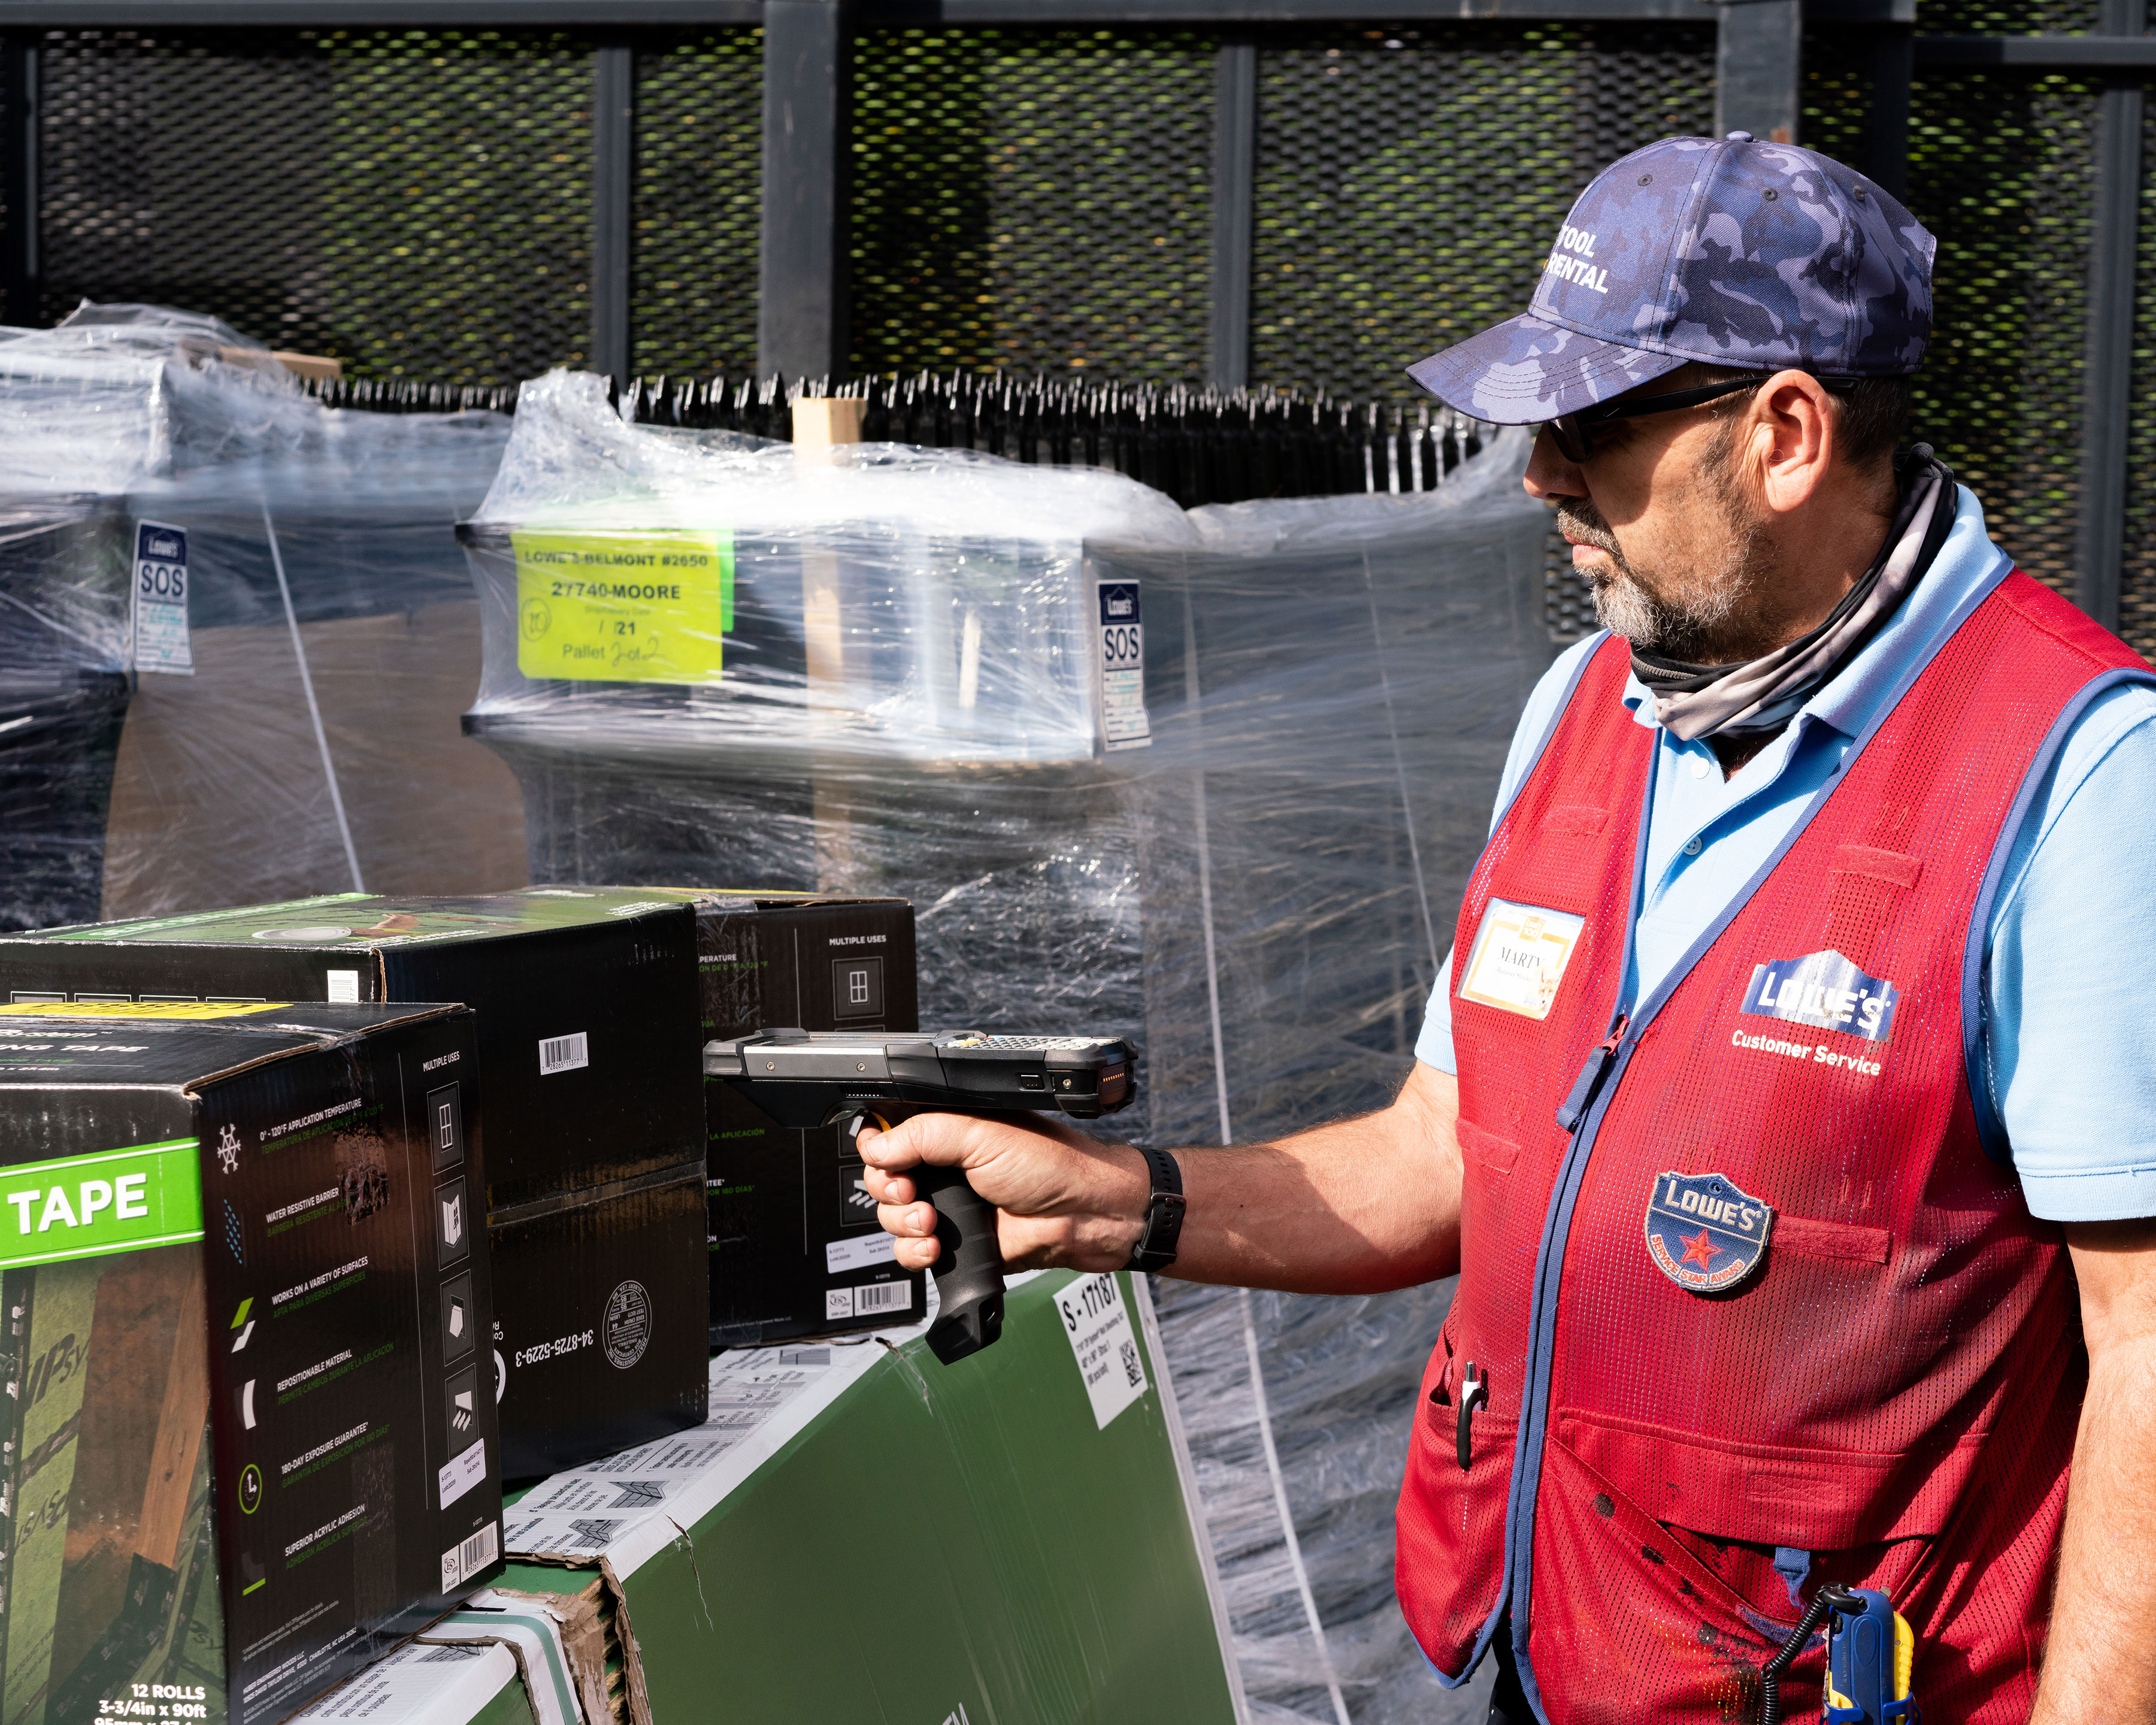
861, 1161, 913, 1207
890, 1235, 940, 1271
877, 1200, 936, 1240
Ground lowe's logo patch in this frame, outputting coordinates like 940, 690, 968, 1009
1644, 1171, 1773, 1294
1741, 948, 1897, 1043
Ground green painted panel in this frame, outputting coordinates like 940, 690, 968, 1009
620, 1271, 1233, 1725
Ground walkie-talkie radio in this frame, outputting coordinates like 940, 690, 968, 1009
702, 1030, 1138, 1364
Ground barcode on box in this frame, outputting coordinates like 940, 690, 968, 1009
538, 1031, 589, 1075
855, 1281, 912, 1316
440, 1519, 500, 1591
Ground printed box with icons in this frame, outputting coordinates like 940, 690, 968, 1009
597, 889, 926, 1346
0, 999, 502, 1725
0, 892, 712, 1483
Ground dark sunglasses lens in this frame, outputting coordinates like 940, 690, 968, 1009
1548, 416, 1591, 463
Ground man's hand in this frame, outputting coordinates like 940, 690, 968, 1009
2030, 1218, 2156, 1724
859, 1112, 1151, 1274
858, 1060, 1467, 1293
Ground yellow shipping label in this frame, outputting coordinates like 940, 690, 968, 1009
0, 1000, 290, 1019
512, 529, 735, 684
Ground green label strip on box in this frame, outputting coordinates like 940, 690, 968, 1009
0, 1139, 204, 1268
512, 529, 734, 685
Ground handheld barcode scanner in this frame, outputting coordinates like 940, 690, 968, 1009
1758, 1584, 1918, 1725
702, 1030, 1137, 1366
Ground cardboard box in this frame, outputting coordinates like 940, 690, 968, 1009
0, 998, 504, 1725
0, 895, 711, 1482
553, 889, 925, 1345
486, 1163, 709, 1482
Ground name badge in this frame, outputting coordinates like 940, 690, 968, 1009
1457, 898, 1586, 1022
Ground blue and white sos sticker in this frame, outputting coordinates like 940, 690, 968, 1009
1644, 1170, 1774, 1294
1096, 580, 1150, 752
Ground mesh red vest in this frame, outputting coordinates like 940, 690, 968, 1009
1395, 570, 2153, 1725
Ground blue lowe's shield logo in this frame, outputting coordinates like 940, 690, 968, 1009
1645, 1171, 1773, 1294
1741, 948, 1898, 1043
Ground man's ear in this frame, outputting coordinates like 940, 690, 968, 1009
1751, 370, 1836, 514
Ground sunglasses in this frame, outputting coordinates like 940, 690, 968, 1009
1545, 373, 1857, 464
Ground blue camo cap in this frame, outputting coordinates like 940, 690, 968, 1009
1406, 133, 1936, 424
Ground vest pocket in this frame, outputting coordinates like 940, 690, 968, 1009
1456, 1119, 1520, 1175
1395, 1339, 1515, 1680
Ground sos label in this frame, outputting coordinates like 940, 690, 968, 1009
132, 520, 194, 675
1095, 580, 1150, 750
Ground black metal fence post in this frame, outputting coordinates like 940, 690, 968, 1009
1715, 0, 1803, 142
2076, 0, 2146, 630
1, 36, 36, 327
1210, 37, 1255, 392
593, 42, 635, 386
759, 0, 852, 383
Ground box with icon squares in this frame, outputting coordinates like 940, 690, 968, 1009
0, 998, 502, 1725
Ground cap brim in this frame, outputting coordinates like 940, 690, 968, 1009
1406, 313, 1686, 424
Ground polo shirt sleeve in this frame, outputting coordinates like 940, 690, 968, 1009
1985, 679, 2156, 1221
1415, 634, 1606, 1077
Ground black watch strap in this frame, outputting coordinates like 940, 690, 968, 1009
1127, 1146, 1186, 1273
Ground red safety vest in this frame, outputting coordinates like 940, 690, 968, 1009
1396, 570, 2151, 1724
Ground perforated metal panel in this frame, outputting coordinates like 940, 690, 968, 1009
1906, 69, 2096, 601
2119, 104, 2156, 659
632, 28, 762, 379
35, 27, 595, 382
1243, 25, 1709, 639
849, 26, 1216, 380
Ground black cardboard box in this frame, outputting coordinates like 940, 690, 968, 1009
0, 895, 711, 1482
553, 889, 926, 1345
0, 998, 502, 1725
486, 1162, 708, 1481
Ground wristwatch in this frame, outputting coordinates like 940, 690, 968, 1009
1127, 1145, 1186, 1273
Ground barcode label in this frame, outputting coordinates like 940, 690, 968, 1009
855, 1281, 912, 1315
538, 1031, 589, 1075
440, 1519, 499, 1591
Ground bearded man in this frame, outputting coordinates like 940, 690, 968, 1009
861, 133, 2156, 1725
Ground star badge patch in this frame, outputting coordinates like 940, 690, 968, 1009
1644, 1170, 1774, 1294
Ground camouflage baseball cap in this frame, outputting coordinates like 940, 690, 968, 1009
1406, 133, 1935, 425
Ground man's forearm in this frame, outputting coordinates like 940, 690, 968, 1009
2033, 1225, 2156, 1723
1164, 1065, 1464, 1294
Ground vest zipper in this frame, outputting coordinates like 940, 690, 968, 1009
1554, 1013, 1630, 1134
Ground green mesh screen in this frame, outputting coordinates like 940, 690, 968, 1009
35, 28, 595, 383
631, 28, 762, 379
1245, 23, 1712, 638
2119, 103, 2156, 659
1906, 70, 2096, 601
849, 26, 1216, 380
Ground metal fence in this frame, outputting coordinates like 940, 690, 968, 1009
1, 1, 2151, 649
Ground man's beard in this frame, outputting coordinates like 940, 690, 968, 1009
1558, 454, 1767, 662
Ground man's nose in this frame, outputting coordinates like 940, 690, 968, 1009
1523, 427, 1588, 500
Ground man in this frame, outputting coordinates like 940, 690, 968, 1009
861, 134, 2156, 1725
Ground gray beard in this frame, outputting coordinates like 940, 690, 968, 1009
1563, 485, 1766, 662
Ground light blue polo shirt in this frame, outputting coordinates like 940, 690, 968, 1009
1416, 483, 2156, 1222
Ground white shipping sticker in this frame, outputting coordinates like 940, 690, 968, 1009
439, 1517, 500, 1590
1056, 1272, 1148, 1430
132, 519, 194, 676
325, 969, 359, 1003
1096, 580, 1150, 752
438, 1438, 489, 1511
1457, 897, 1588, 1022
826, 1232, 897, 1275
538, 1031, 589, 1075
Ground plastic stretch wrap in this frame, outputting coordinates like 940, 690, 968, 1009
464, 373, 1552, 1721
0, 304, 522, 927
